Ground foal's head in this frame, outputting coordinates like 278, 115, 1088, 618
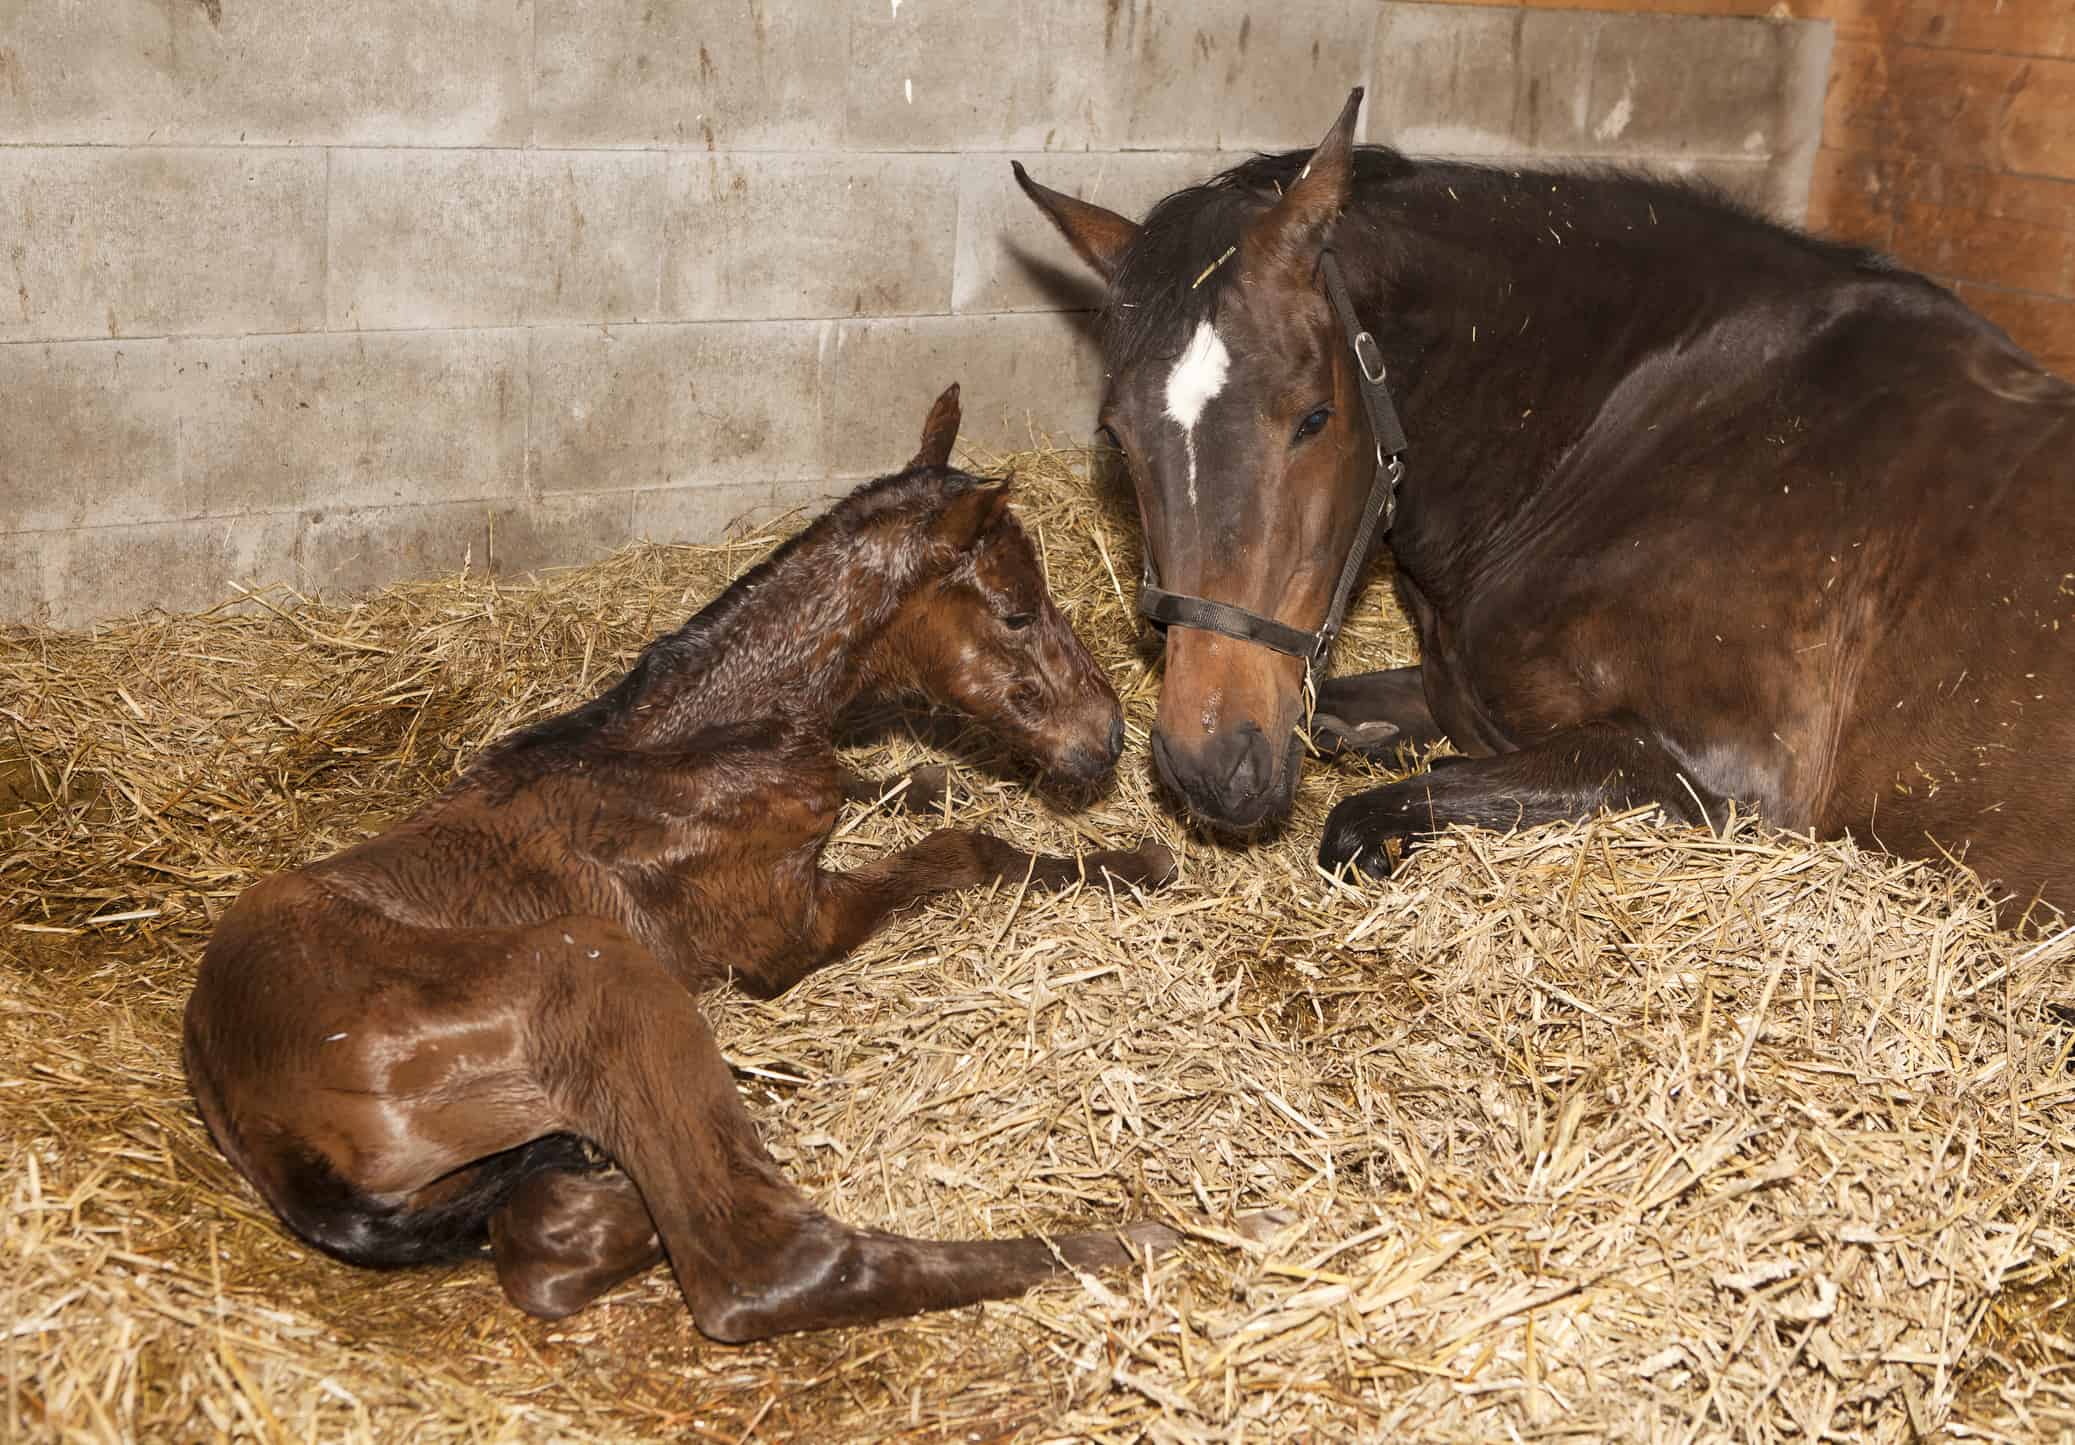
872, 387, 1126, 785
1016, 91, 1383, 829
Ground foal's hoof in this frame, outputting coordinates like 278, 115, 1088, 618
1230, 1208, 1303, 1245
898, 764, 950, 814
1100, 840, 1177, 890
1116, 1219, 1183, 1255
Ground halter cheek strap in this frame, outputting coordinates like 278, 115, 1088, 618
1136, 249, 1411, 670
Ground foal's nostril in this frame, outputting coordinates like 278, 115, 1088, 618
1107, 715, 1126, 763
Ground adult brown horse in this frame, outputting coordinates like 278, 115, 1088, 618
184, 386, 1183, 1341
1019, 89, 2075, 921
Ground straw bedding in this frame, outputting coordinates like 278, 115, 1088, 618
4, 442, 2073, 1443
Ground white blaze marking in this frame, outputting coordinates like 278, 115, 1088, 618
1163, 320, 1229, 507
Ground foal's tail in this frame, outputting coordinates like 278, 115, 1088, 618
538, 915, 1175, 1342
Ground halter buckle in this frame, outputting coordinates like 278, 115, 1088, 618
1353, 331, 1387, 385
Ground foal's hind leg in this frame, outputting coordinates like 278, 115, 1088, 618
730, 828, 1177, 998
1312, 667, 1449, 763
490, 1165, 663, 1319
537, 916, 1178, 1341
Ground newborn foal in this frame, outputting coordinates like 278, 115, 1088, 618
184, 387, 1177, 1341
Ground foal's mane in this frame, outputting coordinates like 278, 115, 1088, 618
1103, 146, 1904, 374
492, 466, 981, 759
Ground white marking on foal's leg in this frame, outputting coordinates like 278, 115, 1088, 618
1164, 320, 1229, 507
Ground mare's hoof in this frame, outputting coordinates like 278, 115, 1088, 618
1317, 800, 1398, 881
1312, 712, 1406, 763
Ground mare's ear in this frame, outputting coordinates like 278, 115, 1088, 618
1014, 163, 1139, 283
935, 477, 1015, 552
909, 382, 963, 470
1244, 87, 1364, 270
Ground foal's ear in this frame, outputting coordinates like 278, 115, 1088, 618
1014, 163, 1138, 283
935, 477, 1015, 551
908, 382, 962, 470
1246, 87, 1364, 267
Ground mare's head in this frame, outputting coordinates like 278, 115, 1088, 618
1017, 91, 1386, 830
873, 385, 1126, 785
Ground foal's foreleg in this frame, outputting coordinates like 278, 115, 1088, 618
730, 829, 1176, 999
1317, 714, 1726, 878
840, 762, 950, 815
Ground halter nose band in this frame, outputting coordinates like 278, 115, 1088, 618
1136, 249, 1411, 668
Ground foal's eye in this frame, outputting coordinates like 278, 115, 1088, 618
1002, 612, 1037, 631
1292, 407, 1332, 444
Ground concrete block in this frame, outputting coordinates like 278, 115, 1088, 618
529, 322, 826, 494
0, 0, 530, 145
844, 0, 1127, 151
820, 311, 1105, 466
663, 153, 959, 321
955, 150, 1223, 315
1109, 0, 1379, 151
1512, 11, 1603, 155
328, 150, 668, 330
0, 148, 324, 342
300, 493, 632, 597
1566, 14, 1831, 163
533, 0, 845, 148
172, 330, 530, 516
0, 533, 47, 627
1372, 4, 1546, 157
36, 511, 305, 629
631, 478, 849, 547
0, 340, 183, 534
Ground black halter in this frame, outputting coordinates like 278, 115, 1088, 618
1137, 249, 1410, 670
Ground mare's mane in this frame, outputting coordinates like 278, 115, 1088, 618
1103, 145, 1909, 376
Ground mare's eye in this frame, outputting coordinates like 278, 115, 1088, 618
1095, 424, 1122, 450
1292, 407, 1332, 444
1003, 612, 1037, 631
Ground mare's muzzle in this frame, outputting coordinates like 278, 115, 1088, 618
1150, 722, 1298, 832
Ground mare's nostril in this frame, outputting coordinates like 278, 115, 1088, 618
1222, 724, 1269, 797
1150, 731, 1186, 802
1107, 715, 1126, 762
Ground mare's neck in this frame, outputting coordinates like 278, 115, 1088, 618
1350, 171, 1732, 603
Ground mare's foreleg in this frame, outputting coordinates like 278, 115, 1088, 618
1311, 666, 1449, 763
729, 829, 1177, 999
1318, 714, 1724, 878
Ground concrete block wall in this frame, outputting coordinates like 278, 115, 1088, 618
0, 1, 1830, 626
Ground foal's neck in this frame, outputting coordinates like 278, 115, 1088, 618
604, 515, 932, 750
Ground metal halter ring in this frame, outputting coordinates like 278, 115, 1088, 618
1353, 331, 1387, 386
